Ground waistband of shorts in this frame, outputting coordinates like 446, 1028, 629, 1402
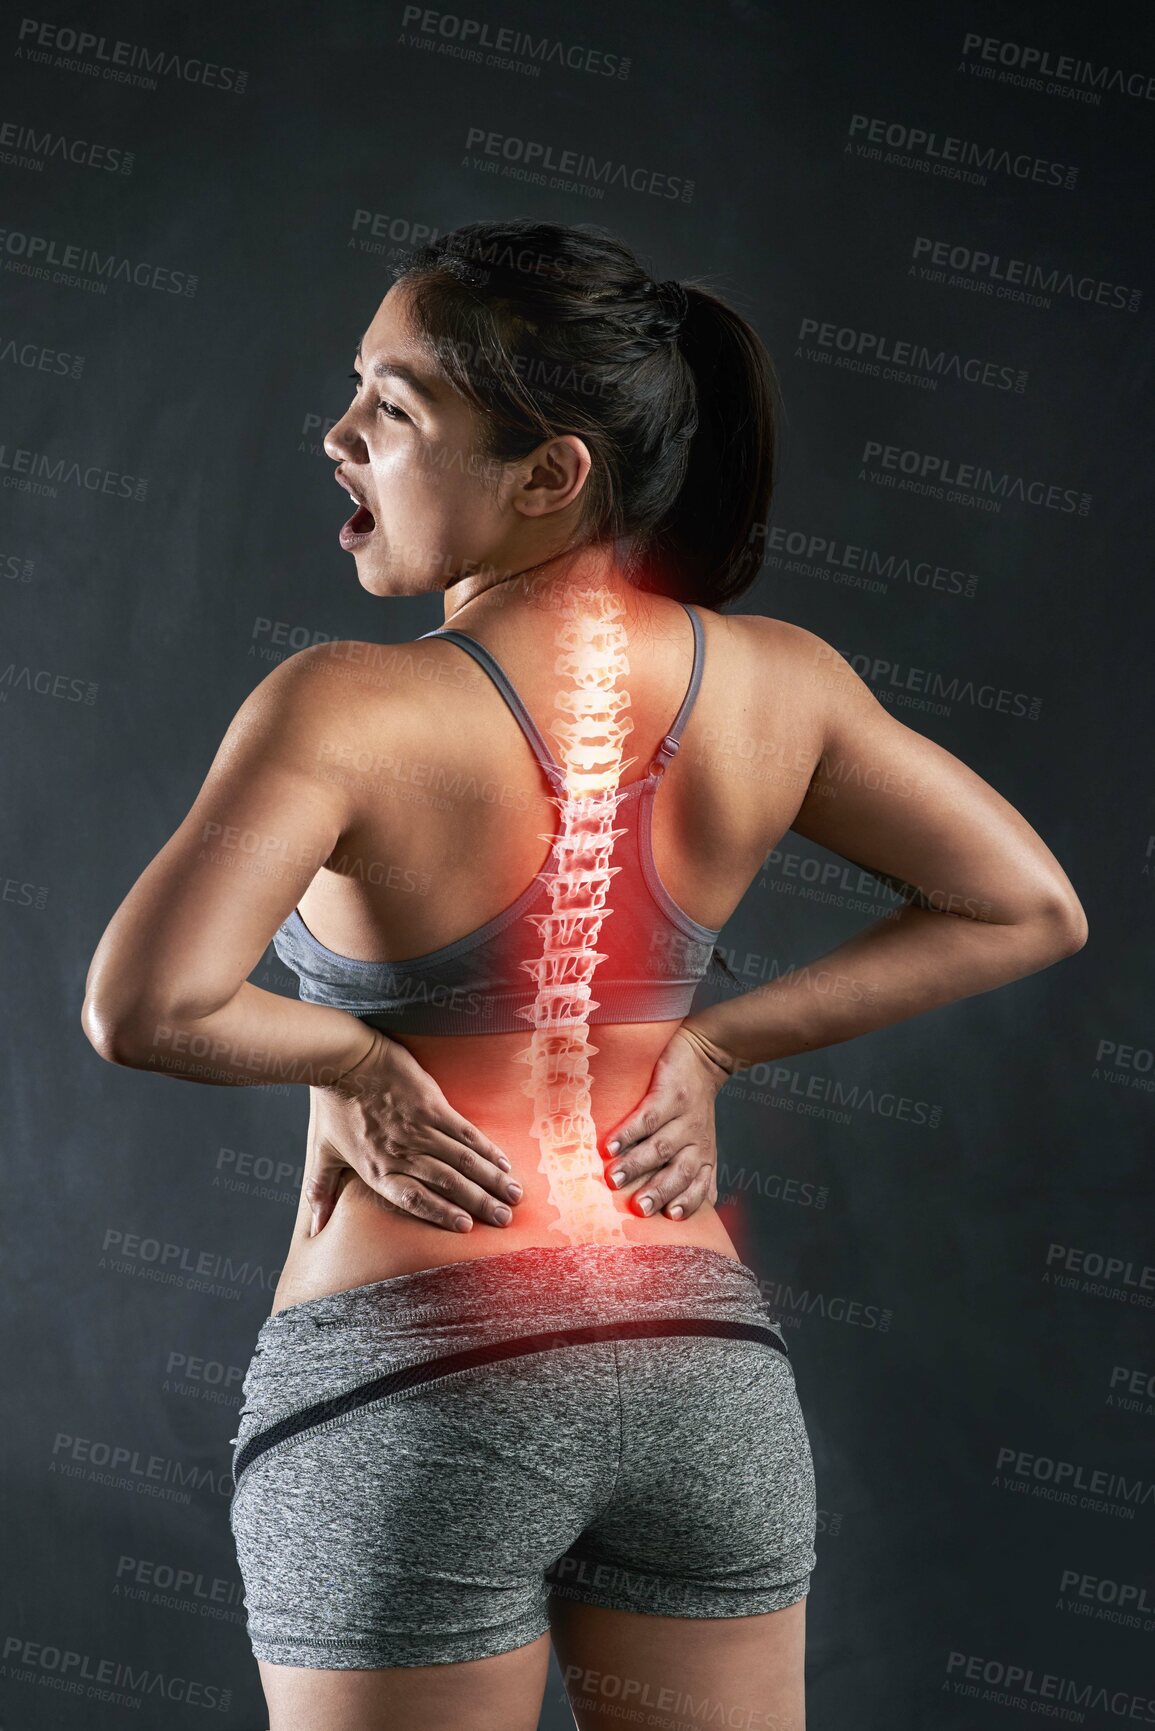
256, 1244, 773, 1341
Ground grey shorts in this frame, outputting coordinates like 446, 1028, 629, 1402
228, 1243, 817, 1669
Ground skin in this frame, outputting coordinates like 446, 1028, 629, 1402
82, 280, 1088, 1730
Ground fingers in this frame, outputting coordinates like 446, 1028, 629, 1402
303, 1160, 352, 1239
603, 1118, 717, 1223
660, 1162, 715, 1220
372, 1171, 476, 1233
307, 1091, 523, 1231
371, 1167, 519, 1233
604, 1098, 666, 1167
420, 1123, 523, 1203
624, 1149, 715, 1220
303, 1129, 506, 1238
604, 1113, 689, 1188
407, 1153, 523, 1226
358, 1154, 521, 1232
603, 1043, 721, 1222
438, 1112, 513, 1174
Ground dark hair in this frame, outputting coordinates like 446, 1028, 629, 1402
388, 219, 782, 610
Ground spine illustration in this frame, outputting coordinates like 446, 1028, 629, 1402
513, 587, 637, 1244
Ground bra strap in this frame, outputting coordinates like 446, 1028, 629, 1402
649, 603, 705, 775
419, 626, 568, 794
422, 600, 703, 786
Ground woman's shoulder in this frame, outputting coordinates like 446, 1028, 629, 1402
242, 638, 473, 755
259, 636, 486, 697
700, 608, 851, 689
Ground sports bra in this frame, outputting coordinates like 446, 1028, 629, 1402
271, 601, 723, 1036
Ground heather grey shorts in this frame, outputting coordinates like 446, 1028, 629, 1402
228, 1243, 817, 1669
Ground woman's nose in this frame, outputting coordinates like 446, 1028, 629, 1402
323, 413, 363, 463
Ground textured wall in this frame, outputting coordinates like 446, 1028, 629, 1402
4, 1, 1152, 1726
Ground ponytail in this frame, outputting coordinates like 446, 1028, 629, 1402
645, 286, 782, 608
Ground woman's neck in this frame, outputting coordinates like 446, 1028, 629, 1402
441, 542, 662, 634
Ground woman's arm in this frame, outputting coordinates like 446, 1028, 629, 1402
80, 645, 519, 1225
602, 622, 1088, 1209
680, 625, 1087, 1072
82, 646, 385, 1083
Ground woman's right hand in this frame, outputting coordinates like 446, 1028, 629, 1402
600, 1023, 735, 1220
303, 1029, 525, 1238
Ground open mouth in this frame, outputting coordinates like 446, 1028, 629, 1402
338, 497, 377, 550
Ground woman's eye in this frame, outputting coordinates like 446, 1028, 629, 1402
346, 375, 406, 421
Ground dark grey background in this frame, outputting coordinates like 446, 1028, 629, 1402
4, 1, 1153, 1725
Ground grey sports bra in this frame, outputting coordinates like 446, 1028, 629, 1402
271, 601, 723, 1036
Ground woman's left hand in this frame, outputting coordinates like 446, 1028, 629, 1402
600, 1024, 734, 1220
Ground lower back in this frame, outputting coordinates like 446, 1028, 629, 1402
271, 1020, 743, 1312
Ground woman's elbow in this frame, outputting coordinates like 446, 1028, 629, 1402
1033, 889, 1089, 960
81, 994, 147, 1066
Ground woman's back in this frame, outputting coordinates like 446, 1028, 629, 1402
81, 221, 1086, 1716
270, 580, 823, 1307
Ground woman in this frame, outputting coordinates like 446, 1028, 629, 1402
82, 219, 1087, 1731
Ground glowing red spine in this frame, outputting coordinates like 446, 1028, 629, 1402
513, 588, 636, 1243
